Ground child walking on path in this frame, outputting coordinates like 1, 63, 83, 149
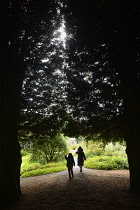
76, 146, 86, 172
65, 153, 75, 178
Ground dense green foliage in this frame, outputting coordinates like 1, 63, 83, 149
83, 140, 128, 170
21, 155, 66, 177
21, 139, 128, 178
29, 134, 68, 163
85, 156, 128, 170
69, 140, 128, 170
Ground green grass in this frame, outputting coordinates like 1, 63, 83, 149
21, 155, 67, 177
83, 141, 128, 170
21, 141, 128, 177
84, 156, 129, 170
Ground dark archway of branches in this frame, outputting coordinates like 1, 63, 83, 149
0, 0, 140, 205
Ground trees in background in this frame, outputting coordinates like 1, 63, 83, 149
30, 134, 67, 163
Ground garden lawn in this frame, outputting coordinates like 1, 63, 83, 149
21, 155, 67, 177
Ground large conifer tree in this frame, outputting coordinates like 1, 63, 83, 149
64, 0, 140, 193
0, 0, 53, 204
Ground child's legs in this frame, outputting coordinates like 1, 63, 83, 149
79, 163, 82, 172
68, 167, 74, 177
68, 168, 71, 177
70, 168, 74, 177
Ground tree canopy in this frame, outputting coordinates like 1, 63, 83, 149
20, 0, 140, 142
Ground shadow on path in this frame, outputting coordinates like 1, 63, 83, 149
4, 168, 140, 209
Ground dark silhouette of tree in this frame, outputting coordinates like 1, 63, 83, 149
0, 0, 54, 204
1, 1, 140, 205
64, 0, 140, 193
63, 1, 123, 139
20, 0, 140, 193
20, 1, 68, 139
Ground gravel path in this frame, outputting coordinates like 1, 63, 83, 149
4, 166, 140, 210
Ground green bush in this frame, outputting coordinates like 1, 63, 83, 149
85, 148, 103, 157
84, 156, 128, 170
104, 142, 126, 157
21, 149, 29, 156
30, 133, 68, 163
104, 142, 114, 156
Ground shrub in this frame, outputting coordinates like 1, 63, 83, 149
104, 142, 114, 156
85, 148, 103, 157
30, 133, 68, 163
85, 140, 104, 157
84, 156, 128, 170
104, 142, 126, 157
21, 149, 29, 156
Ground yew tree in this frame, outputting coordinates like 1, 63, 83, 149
64, 0, 140, 193
1, 2, 140, 206
0, 0, 53, 204
20, 1, 68, 140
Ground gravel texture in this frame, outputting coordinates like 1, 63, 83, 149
3, 166, 140, 210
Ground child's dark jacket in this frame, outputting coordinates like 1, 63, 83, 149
65, 155, 75, 168
76, 151, 86, 166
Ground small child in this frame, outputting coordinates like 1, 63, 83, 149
65, 153, 75, 178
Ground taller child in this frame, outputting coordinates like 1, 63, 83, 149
76, 146, 86, 172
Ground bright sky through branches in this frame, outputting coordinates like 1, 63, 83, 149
57, 21, 67, 48
42, 19, 67, 63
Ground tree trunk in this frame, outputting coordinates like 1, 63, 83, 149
126, 137, 140, 193
119, 55, 140, 193
0, 75, 22, 204
119, 46, 140, 193
118, 56, 140, 193
0, 49, 24, 203
124, 74, 140, 193
0, 4, 23, 203
108, 2, 140, 193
